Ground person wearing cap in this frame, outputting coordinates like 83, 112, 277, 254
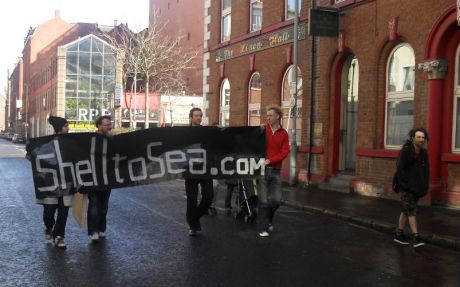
34, 115, 71, 249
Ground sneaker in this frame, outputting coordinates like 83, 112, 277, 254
98, 232, 106, 239
89, 233, 100, 243
189, 229, 199, 237
44, 228, 52, 241
394, 233, 410, 245
412, 235, 425, 248
54, 236, 67, 249
259, 231, 270, 237
268, 224, 274, 232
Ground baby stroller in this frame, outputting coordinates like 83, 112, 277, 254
233, 179, 258, 223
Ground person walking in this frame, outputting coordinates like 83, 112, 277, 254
185, 108, 214, 236
258, 105, 290, 237
35, 116, 71, 249
393, 128, 430, 248
87, 115, 113, 243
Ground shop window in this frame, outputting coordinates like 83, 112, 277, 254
385, 44, 415, 148
220, 78, 230, 127
250, 0, 263, 32
221, 0, 231, 42
286, 0, 301, 20
248, 72, 261, 126
281, 65, 302, 144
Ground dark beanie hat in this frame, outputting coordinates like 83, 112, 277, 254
48, 116, 68, 134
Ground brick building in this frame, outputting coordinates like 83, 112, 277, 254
149, 0, 204, 125
204, 0, 460, 208
9, 11, 127, 136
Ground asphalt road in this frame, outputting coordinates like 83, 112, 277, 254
1, 138, 459, 287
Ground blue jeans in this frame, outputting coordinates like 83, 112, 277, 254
87, 189, 111, 235
257, 167, 282, 231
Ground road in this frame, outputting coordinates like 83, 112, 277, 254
0, 138, 459, 287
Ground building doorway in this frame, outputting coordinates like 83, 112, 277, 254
339, 57, 359, 171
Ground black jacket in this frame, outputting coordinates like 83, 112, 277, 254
396, 142, 430, 198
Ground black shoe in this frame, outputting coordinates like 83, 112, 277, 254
394, 233, 410, 245
412, 235, 425, 248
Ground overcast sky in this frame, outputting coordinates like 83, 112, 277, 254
0, 0, 149, 95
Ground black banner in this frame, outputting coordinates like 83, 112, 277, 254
26, 126, 266, 198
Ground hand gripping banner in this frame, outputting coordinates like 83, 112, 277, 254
26, 126, 266, 199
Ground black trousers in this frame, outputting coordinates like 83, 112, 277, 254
87, 189, 111, 235
43, 197, 69, 239
185, 178, 213, 230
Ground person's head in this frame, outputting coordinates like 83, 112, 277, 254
408, 127, 429, 149
95, 115, 112, 135
189, 108, 203, 126
266, 105, 283, 126
48, 116, 69, 134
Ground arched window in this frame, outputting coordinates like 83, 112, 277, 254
385, 44, 415, 147
220, 78, 230, 127
248, 72, 261, 126
453, 44, 460, 152
281, 65, 302, 144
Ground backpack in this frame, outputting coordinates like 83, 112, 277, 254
392, 172, 400, 193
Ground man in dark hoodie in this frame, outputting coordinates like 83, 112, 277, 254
394, 128, 430, 248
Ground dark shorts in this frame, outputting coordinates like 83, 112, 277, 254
401, 191, 419, 216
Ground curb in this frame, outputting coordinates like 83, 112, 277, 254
281, 200, 460, 251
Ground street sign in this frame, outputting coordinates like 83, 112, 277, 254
308, 7, 340, 38
114, 84, 123, 107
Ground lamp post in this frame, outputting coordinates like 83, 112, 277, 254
289, 0, 299, 185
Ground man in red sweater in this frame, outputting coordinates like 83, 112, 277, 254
258, 105, 290, 237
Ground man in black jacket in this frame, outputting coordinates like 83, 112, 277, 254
394, 128, 430, 248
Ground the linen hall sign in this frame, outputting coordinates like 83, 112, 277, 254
216, 22, 307, 62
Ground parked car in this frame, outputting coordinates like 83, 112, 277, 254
5, 132, 15, 140
12, 133, 26, 144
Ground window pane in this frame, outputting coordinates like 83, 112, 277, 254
67, 42, 78, 52
222, 14, 231, 41
91, 53, 103, 75
251, 1, 263, 31
221, 111, 230, 127
221, 79, 230, 107
250, 73, 261, 103
104, 54, 116, 76
386, 100, 413, 146
79, 53, 91, 75
388, 46, 415, 92
92, 37, 104, 54
65, 98, 78, 121
222, 0, 231, 10
66, 52, 78, 75
78, 76, 90, 98
91, 76, 103, 98
286, 0, 301, 19
78, 37, 91, 52
282, 66, 302, 102
456, 98, 460, 149
65, 76, 78, 98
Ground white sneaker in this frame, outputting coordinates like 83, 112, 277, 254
259, 231, 270, 237
54, 236, 67, 249
89, 233, 100, 243
98, 232, 106, 239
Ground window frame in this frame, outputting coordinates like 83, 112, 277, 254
281, 65, 303, 145
221, 0, 232, 42
384, 43, 415, 149
250, 0, 263, 32
285, 0, 300, 20
453, 44, 460, 152
248, 72, 262, 126
220, 78, 230, 127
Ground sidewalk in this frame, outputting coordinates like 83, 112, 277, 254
281, 185, 460, 251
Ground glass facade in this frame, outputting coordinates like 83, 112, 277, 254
64, 35, 116, 125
